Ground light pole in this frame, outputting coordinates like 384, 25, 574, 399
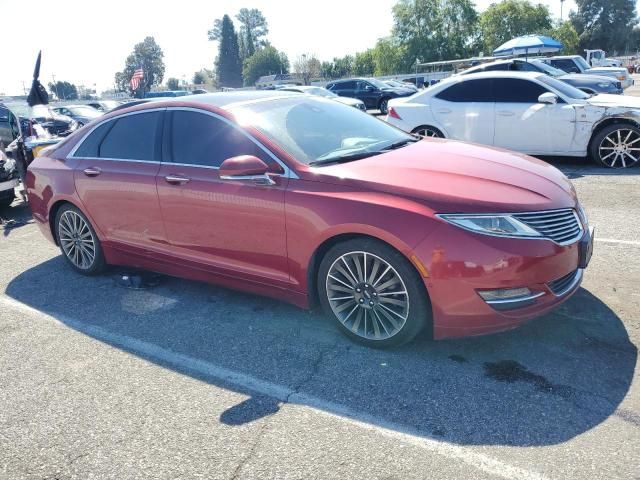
560, 0, 565, 21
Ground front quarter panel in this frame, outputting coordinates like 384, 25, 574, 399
285, 178, 439, 292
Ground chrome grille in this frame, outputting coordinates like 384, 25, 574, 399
548, 269, 582, 296
513, 208, 582, 245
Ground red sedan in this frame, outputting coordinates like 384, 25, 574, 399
26, 92, 594, 347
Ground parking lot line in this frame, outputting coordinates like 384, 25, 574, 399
594, 238, 640, 246
0, 294, 548, 480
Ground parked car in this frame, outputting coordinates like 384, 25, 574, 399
145, 90, 191, 98
542, 55, 633, 89
28, 105, 78, 137
462, 59, 623, 95
386, 71, 640, 168
27, 91, 593, 347
0, 147, 18, 208
0, 104, 21, 148
325, 78, 415, 114
86, 100, 122, 112
52, 105, 103, 126
384, 79, 419, 92
280, 86, 366, 110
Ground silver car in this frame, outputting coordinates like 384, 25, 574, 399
280, 86, 367, 111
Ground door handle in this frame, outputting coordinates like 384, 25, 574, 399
164, 175, 190, 185
436, 108, 452, 114
497, 111, 515, 116
83, 167, 101, 177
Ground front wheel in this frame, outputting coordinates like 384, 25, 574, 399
318, 239, 430, 348
590, 124, 640, 168
412, 125, 444, 139
378, 98, 390, 115
55, 204, 106, 275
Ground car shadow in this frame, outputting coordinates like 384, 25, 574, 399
5, 257, 636, 447
537, 155, 640, 179
0, 195, 33, 237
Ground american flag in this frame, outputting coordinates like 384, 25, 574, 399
130, 67, 144, 91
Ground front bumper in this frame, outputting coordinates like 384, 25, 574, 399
414, 222, 587, 339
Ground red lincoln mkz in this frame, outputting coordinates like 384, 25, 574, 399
26, 92, 593, 347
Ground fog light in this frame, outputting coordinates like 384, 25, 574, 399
478, 287, 531, 302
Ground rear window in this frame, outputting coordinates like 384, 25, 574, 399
99, 112, 161, 160
436, 79, 493, 102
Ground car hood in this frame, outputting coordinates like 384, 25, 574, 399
333, 96, 363, 106
586, 67, 627, 75
560, 73, 618, 84
586, 94, 640, 108
308, 139, 577, 213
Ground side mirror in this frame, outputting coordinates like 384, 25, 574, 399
219, 155, 275, 185
538, 92, 558, 105
364, 85, 374, 92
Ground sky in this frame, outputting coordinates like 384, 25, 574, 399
0, 0, 580, 96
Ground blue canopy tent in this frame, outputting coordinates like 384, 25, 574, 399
493, 34, 564, 59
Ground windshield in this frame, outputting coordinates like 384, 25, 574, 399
531, 60, 566, 77
574, 56, 591, 71
538, 75, 591, 100
367, 78, 391, 89
231, 97, 413, 165
69, 106, 101, 117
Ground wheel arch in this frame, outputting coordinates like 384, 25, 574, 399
306, 232, 432, 313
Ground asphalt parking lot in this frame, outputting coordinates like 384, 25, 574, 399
2, 100, 640, 479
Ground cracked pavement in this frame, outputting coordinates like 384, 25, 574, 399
1, 159, 639, 479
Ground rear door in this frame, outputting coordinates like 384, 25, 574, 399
431, 78, 495, 145
155, 108, 290, 286
72, 110, 167, 254
332, 80, 357, 100
492, 78, 576, 154
355, 80, 379, 108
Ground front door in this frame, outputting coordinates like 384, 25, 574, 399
492, 78, 576, 154
156, 109, 290, 286
72, 110, 167, 254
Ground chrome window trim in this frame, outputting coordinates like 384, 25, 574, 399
68, 108, 166, 160
165, 106, 298, 179
436, 208, 584, 246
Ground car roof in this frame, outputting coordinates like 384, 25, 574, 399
160, 91, 300, 110
546, 55, 579, 59
457, 71, 544, 80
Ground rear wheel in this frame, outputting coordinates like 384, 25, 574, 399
590, 123, 640, 168
412, 125, 444, 139
55, 204, 106, 275
379, 98, 390, 115
318, 238, 430, 348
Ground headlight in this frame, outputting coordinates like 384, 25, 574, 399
617, 75, 626, 81
437, 214, 541, 238
69, 119, 78, 131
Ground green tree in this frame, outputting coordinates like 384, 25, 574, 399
479, 0, 552, 53
243, 46, 289, 86
113, 71, 127, 92
166, 77, 180, 90
372, 38, 405, 75
193, 71, 207, 84
570, 0, 638, 53
392, 0, 479, 67
545, 20, 580, 55
48, 81, 78, 100
236, 8, 269, 60
332, 55, 354, 78
119, 36, 166, 96
214, 15, 243, 88
353, 50, 376, 76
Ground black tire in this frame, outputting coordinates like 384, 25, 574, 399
590, 123, 640, 168
318, 238, 431, 348
412, 125, 444, 139
54, 204, 106, 275
378, 98, 390, 115
0, 189, 15, 208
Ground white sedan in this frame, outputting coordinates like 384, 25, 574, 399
386, 71, 640, 168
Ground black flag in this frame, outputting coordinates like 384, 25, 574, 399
27, 51, 49, 107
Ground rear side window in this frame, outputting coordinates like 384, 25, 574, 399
169, 110, 268, 168
73, 121, 113, 157
549, 59, 579, 73
492, 79, 550, 103
335, 81, 356, 89
99, 111, 161, 161
436, 79, 493, 102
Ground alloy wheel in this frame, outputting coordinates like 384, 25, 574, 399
325, 251, 409, 341
598, 128, 640, 168
379, 99, 389, 115
414, 127, 442, 139
58, 210, 96, 269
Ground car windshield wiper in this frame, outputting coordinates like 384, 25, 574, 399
382, 138, 420, 151
309, 150, 384, 167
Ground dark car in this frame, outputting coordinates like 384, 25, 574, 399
86, 100, 122, 112
325, 78, 415, 114
462, 59, 623, 95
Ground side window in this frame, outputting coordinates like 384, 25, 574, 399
326, 83, 335, 90
99, 111, 161, 161
512, 62, 538, 72
73, 121, 114, 157
551, 60, 579, 73
492, 79, 550, 103
169, 110, 269, 168
436, 79, 493, 102
339, 81, 356, 90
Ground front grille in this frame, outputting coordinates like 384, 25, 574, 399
615, 81, 622, 90
548, 269, 581, 295
513, 208, 582, 245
